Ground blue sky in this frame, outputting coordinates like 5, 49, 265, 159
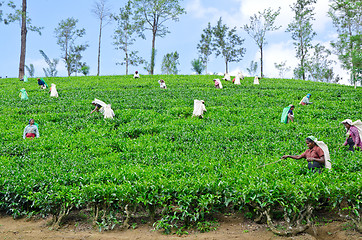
0, 0, 350, 84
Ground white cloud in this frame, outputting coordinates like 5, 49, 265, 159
263, 40, 297, 78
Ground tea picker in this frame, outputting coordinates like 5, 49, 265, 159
281, 105, 294, 124
193, 99, 207, 118
158, 79, 167, 89
19, 88, 29, 100
299, 93, 313, 105
341, 119, 362, 151
91, 98, 115, 119
23, 119, 39, 139
37, 78, 48, 89
281, 136, 331, 173
49, 84, 59, 97
213, 79, 223, 89
133, 71, 140, 79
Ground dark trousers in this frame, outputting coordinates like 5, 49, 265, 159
308, 161, 323, 173
347, 138, 355, 151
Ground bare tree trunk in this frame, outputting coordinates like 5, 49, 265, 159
18, 0, 27, 79
151, 28, 156, 75
225, 59, 228, 73
205, 61, 208, 75
260, 46, 263, 78
97, 18, 102, 76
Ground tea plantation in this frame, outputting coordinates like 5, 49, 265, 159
0, 75, 361, 234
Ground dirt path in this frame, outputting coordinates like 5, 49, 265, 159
0, 214, 360, 240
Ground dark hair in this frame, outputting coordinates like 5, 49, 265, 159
306, 137, 314, 143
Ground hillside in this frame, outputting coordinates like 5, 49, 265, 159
0, 75, 361, 235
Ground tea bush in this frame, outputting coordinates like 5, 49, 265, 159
0, 75, 361, 234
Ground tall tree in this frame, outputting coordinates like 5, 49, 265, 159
274, 61, 291, 78
4, 0, 42, 79
161, 51, 179, 74
286, 0, 317, 80
246, 60, 258, 76
329, 0, 362, 86
212, 17, 246, 73
306, 44, 335, 82
244, 7, 281, 78
92, 0, 111, 76
191, 58, 205, 75
39, 50, 59, 77
54, 18, 87, 77
113, 1, 144, 75
197, 22, 213, 74
132, 0, 186, 75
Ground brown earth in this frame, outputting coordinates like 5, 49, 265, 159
0, 212, 361, 240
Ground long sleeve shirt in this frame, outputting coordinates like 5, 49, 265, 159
344, 125, 362, 149
23, 125, 39, 139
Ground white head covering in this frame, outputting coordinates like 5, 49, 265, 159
214, 79, 223, 89
308, 136, 331, 169
92, 98, 107, 108
50, 83, 59, 97
193, 99, 206, 116
102, 104, 115, 119
253, 76, 259, 85
341, 119, 352, 125
341, 119, 362, 141
234, 75, 241, 85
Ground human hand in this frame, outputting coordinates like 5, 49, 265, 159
307, 158, 313, 162
281, 155, 288, 159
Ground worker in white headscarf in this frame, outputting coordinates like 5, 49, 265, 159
222, 73, 231, 81
341, 119, 362, 151
158, 79, 167, 89
193, 100, 207, 118
100, 104, 115, 119
282, 136, 331, 173
234, 75, 241, 85
213, 79, 223, 89
49, 84, 59, 97
253, 76, 259, 85
133, 71, 140, 79
91, 98, 115, 119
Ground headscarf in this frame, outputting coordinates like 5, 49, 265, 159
92, 98, 107, 108
341, 119, 362, 142
307, 136, 331, 169
280, 105, 294, 123
307, 93, 311, 98
193, 99, 206, 116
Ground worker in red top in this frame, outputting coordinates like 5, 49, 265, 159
281, 136, 328, 173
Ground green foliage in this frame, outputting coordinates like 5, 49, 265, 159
161, 51, 179, 74
113, 1, 144, 75
306, 44, 335, 82
246, 60, 258, 76
329, 0, 362, 84
197, 22, 213, 74
244, 7, 281, 78
54, 17, 87, 77
132, 0, 186, 75
25, 63, 34, 77
191, 59, 205, 75
274, 61, 291, 78
286, 0, 317, 80
80, 65, 90, 76
212, 17, 245, 73
39, 50, 58, 77
0, 75, 361, 234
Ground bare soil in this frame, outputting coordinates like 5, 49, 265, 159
0, 213, 360, 240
